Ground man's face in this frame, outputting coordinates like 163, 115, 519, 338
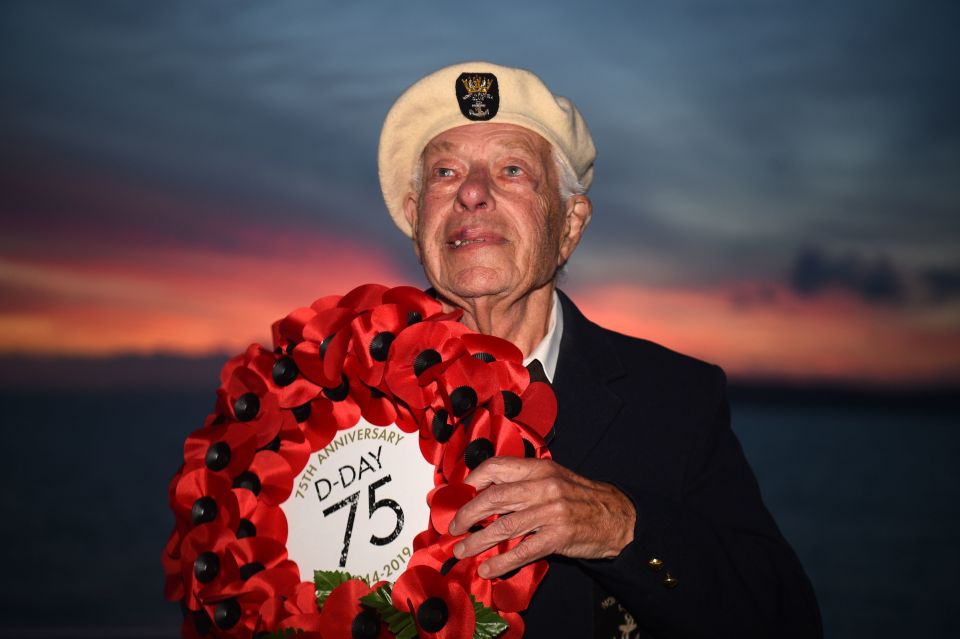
403, 123, 581, 303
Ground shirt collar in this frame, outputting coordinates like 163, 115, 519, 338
522, 290, 563, 383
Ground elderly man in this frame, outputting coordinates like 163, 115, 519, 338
378, 62, 821, 638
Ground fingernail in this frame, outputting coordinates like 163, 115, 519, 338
478, 564, 489, 579
453, 542, 465, 558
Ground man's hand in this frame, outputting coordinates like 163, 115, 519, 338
447, 456, 637, 579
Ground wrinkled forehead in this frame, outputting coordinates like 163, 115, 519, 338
421, 123, 553, 162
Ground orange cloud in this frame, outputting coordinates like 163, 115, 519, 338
0, 232, 410, 356
570, 282, 960, 384
4, 240, 959, 385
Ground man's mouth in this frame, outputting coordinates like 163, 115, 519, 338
448, 238, 487, 249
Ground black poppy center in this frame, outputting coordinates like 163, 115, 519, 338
214, 598, 242, 630
204, 442, 231, 471
292, 401, 312, 423
193, 551, 220, 583
369, 331, 395, 362
239, 561, 265, 580
472, 351, 496, 363
323, 374, 350, 402
432, 409, 454, 443
450, 386, 478, 417
413, 349, 442, 377
272, 356, 299, 387
233, 471, 262, 496
351, 609, 381, 639
233, 393, 260, 422
259, 435, 281, 453
191, 496, 218, 525
417, 596, 449, 632
406, 310, 422, 325
501, 390, 522, 419
236, 518, 256, 539
464, 437, 495, 470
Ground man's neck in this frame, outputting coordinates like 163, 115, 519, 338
439, 283, 555, 358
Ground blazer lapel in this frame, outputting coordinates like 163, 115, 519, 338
549, 290, 626, 471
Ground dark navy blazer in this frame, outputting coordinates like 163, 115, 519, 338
520, 291, 822, 638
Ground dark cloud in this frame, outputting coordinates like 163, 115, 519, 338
787, 248, 960, 307
788, 247, 905, 304
0, 0, 957, 292
921, 267, 960, 303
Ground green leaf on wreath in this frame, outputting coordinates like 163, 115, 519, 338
360, 583, 418, 639
471, 595, 509, 639
314, 569, 366, 610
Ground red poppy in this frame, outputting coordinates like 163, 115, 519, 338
418, 399, 463, 466
349, 303, 408, 388
442, 410, 525, 484
283, 580, 323, 616
413, 526, 441, 552
200, 564, 301, 639
173, 468, 240, 534
434, 354, 499, 423
392, 565, 475, 639
183, 420, 258, 478
384, 320, 469, 409
393, 395, 424, 434
381, 285, 447, 324
179, 523, 239, 610
489, 547, 549, 613
218, 351, 285, 449
248, 345, 321, 409
510, 380, 558, 448
317, 578, 391, 639
288, 390, 352, 451
428, 482, 477, 536
460, 333, 524, 365
236, 450, 294, 507
294, 305, 358, 388
234, 488, 288, 545
407, 533, 488, 604
269, 412, 311, 477
272, 305, 323, 352
224, 536, 289, 585
339, 282, 390, 311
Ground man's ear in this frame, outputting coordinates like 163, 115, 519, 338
402, 192, 422, 260
558, 194, 592, 265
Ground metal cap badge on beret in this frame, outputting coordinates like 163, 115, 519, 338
378, 61, 596, 237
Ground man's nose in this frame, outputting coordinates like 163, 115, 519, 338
455, 169, 493, 213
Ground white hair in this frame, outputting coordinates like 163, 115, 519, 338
409, 145, 585, 203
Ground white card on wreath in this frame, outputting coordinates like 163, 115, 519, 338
281, 419, 434, 584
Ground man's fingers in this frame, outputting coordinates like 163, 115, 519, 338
464, 456, 560, 491
448, 477, 562, 535
453, 504, 549, 559
477, 533, 554, 579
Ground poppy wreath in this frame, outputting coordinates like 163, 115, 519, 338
163, 283, 558, 638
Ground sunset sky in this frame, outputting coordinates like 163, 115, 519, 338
2, 0, 958, 385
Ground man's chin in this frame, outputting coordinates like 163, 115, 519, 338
432, 267, 511, 302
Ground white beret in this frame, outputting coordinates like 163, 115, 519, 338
378, 61, 596, 237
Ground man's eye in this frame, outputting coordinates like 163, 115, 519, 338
504, 165, 523, 177
435, 167, 455, 177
